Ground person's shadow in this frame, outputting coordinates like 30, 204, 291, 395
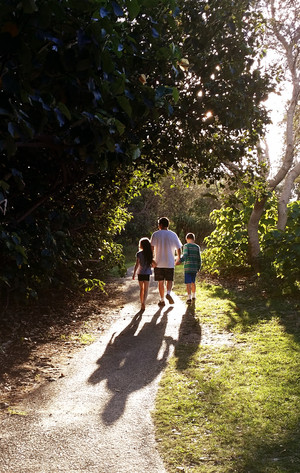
175, 301, 202, 370
88, 307, 175, 425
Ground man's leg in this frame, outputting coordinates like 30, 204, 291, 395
166, 280, 173, 292
158, 280, 165, 299
166, 280, 174, 304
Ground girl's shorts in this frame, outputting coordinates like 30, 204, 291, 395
184, 272, 197, 284
138, 274, 150, 281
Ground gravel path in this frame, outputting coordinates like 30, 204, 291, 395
0, 269, 187, 473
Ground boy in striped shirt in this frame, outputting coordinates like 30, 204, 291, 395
176, 233, 201, 304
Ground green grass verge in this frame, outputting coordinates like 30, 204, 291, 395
154, 266, 300, 473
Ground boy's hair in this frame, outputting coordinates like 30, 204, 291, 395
158, 217, 169, 228
186, 233, 195, 240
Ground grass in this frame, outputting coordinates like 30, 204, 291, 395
154, 266, 300, 473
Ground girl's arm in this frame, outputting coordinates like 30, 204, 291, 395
132, 258, 139, 279
152, 259, 157, 268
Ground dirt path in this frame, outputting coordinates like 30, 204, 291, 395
0, 269, 189, 473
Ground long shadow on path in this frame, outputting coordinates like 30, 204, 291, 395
175, 301, 202, 371
88, 307, 175, 425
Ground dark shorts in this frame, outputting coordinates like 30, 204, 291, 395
138, 274, 150, 281
184, 272, 197, 284
154, 267, 174, 282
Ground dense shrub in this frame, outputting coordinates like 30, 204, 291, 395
260, 201, 300, 294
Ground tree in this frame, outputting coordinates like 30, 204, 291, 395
248, 0, 300, 261
140, 0, 272, 180
0, 0, 271, 299
0, 0, 185, 298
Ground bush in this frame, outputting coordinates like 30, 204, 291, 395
260, 201, 300, 294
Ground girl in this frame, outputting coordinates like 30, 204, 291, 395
132, 237, 156, 311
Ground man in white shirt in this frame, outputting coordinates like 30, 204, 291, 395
150, 217, 182, 307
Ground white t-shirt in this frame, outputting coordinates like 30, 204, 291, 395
150, 229, 182, 268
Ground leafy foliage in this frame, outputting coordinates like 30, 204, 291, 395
140, 0, 273, 179
121, 174, 219, 244
260, 201, 300, 294
0, 0, 271, 300
203, 186, 300, 293
202, 190, 278, 274
0, 0, 182, 299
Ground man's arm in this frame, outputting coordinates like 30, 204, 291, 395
175, 247, 181, 264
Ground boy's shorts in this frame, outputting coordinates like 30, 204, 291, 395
184, 272, 197, 284
138, 274, 150, 281
154, 267, 174, 282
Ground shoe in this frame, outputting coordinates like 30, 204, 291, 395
186, 299, 192, 304
166, 294, 174, 304
158, 300, 165, 307
141, 303, 145, 311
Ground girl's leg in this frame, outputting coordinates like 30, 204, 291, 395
143, 281, 149, 306
139, 281, 144, 306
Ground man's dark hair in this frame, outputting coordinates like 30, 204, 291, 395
158, 217, 169, 228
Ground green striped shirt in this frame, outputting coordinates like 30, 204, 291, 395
180, 242, 201, 273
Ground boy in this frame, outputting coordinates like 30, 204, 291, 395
176, 233, 201, 304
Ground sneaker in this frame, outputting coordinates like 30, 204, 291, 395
158, 300, 165, 307
186, 299, 192, 304
166, 294, 174, 304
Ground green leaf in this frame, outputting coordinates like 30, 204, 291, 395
115, 119, 126, 135
0, 180, 10, 192
22, 0, 38, 13
130, 145, 141, 160
117, 96, 132, 117
126, 0, 140, 19
5, 137, 17, 157
172, 87, 180, 103
58, 102, 72, 120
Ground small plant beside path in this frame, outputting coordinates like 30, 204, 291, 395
154, 267, 300, 473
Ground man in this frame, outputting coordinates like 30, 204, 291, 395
150, 217, 182, 307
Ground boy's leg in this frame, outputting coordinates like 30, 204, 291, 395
191, 280, 196, 299
186, 282, 192, 303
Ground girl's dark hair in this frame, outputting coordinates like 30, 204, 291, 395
139, 238, 153, 266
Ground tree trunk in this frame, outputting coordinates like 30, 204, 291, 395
277, 161, 300, 230
247, 195, 269, 267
